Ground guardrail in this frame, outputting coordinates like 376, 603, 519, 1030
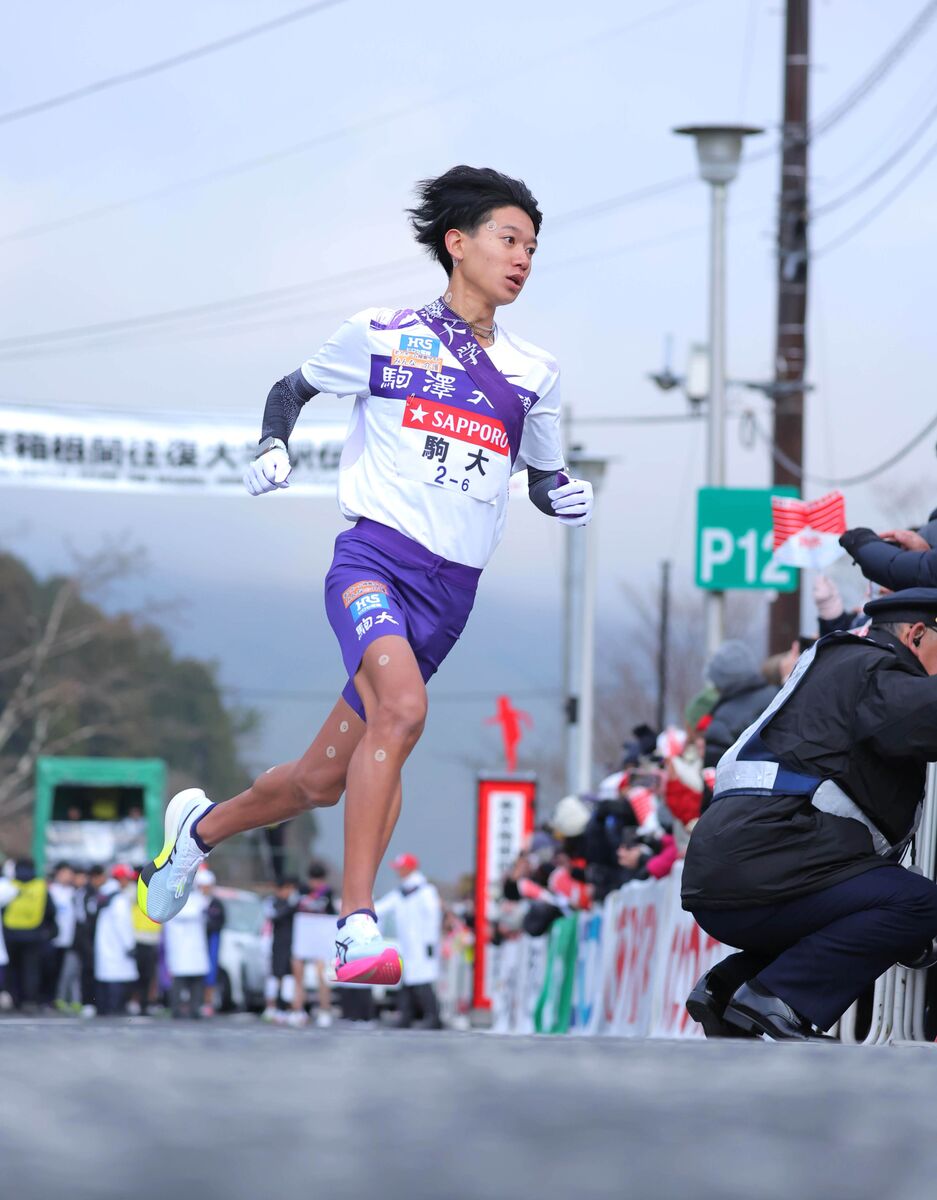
837, 762, 937, 1044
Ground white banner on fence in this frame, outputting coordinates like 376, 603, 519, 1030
650, 886, 733, 1039
490, 863, 733, 1039
0, 405, 347, 495
600, 879, 664, 1037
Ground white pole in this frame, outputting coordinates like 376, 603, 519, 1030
577, 516, 598, 794
562, 453, 607, 796
564, 520, 585, 795
705, 179, 728, 659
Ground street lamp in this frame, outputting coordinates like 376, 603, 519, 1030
673, 123, 763, 658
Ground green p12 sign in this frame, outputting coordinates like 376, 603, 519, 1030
695, 487, 798, 592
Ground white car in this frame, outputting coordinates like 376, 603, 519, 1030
214, 887, 267, 1012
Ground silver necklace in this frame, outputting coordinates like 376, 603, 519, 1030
443, 298, 496, 342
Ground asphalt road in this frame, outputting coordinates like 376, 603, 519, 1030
3, 1017, 937, 1200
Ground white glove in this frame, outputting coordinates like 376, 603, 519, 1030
243, 441, 292, 496
548, 477, 594, 527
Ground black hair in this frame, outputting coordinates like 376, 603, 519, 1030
307, 861, 328, 880
407, 165, 542, 275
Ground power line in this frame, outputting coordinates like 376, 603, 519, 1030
0, 210, 736, 358
0, 207, 765, 361
0, 257, 417, 352
0, 2, 728, 247
0, 0, 350, 127
810, 0, 937, 141
815, 132, 937, 256
812, 91, 937, 217
1, 0, 930, 254
746, 410, 937, 486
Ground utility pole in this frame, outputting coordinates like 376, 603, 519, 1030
769, 0, 810, 653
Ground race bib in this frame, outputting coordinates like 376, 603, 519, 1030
395, 395, 510, 504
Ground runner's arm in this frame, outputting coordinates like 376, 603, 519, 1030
260, 369, 320, 446
527, 466, 564, 515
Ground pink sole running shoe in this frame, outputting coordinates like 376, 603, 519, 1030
335, 947, 403, 987
334, 911, 403, 988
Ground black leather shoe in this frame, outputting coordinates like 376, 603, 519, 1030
723, 980, 832, 1041
685, 968, 753, 1039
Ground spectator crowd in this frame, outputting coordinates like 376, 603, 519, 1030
0, 858, 225, 1019
492, 560, 899, 944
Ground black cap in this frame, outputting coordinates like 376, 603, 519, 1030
864, 587, 937, 626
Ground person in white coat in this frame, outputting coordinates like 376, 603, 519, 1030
376, 854, 443, 1029
163, 889, 209, 1019
0, 862, 18, 1010
93, 865, 139, 1016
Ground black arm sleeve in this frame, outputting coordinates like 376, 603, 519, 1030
259, 369, 319, 445
527, 465, 563, 517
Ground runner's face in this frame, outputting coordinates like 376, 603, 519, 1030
458, 205, 538, 306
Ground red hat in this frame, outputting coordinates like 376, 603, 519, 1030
391, 852, 419, 873
111, 863, 136, 883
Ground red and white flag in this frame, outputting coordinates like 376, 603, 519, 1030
771, 491, 847, 569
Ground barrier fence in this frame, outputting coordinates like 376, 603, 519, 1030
489, 763, 937, 1044
489, 863, 732, 1038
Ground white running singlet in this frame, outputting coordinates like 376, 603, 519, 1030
300, 307, 565, 569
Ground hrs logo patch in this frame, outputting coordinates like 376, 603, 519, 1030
349, 592, 389, 621
392, 333, 443, 372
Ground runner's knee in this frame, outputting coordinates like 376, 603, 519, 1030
370, 690, 427, 745
289, 763, 342, 811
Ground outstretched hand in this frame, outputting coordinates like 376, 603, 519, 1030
879, 529, 930, 552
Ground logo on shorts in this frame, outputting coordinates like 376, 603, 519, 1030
350, 592, 389, 621
342, 580, 387, 608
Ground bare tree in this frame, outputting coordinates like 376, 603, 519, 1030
0, 545, 204, 828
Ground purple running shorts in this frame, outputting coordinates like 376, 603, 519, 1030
324, 518, 481, 719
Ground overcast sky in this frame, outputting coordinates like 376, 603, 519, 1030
2, 0, 936, 885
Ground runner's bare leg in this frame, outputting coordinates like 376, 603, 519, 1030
196, 698, 365, 845
341, 635, 426, 916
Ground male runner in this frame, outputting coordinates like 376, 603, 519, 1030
138, 165, 594, 986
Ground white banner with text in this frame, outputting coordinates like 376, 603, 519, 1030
0, 406, 348, 495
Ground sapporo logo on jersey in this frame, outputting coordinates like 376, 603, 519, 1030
402, 397, 510, 455
341, 580, 388, 608
391, 333, 443, 373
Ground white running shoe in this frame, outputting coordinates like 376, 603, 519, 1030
286, 1010, 308, 1029
137, 788, 214, 923
315, 1009, 334, 1029
334, 913, 402, 987
260, 1006, 278, 1023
